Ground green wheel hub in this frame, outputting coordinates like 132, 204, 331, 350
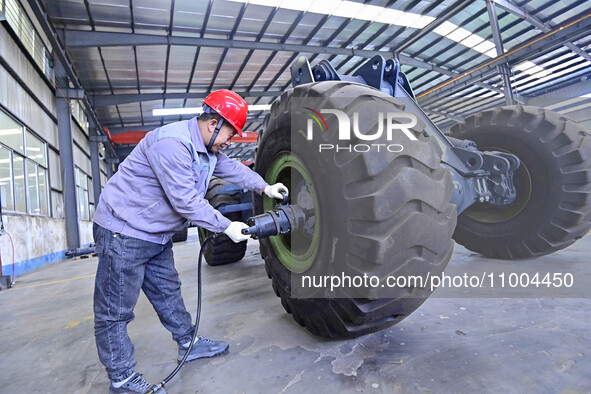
265, 152, 320, 273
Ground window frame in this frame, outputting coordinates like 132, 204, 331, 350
0, 108, 50, 217
75, 167, 91, 221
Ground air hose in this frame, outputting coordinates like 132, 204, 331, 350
148, 195, 301, 392
147, 234, 215, 394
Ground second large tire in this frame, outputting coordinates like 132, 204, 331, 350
450, 106, 591, 259
254, 81, 457, 338
198, 177, 247, 266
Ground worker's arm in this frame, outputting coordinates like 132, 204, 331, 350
145, 138, 231, 233
213, 152, 269, 194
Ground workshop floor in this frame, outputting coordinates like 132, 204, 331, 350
1, 228, 590, 393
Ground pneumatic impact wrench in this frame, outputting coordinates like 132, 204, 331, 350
242, 192, 308, 239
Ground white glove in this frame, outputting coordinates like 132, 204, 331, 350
264, 183, 289, 200
223, 221, 250, 243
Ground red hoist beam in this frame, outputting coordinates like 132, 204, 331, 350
231, 132, 258, 144
105, 129, 259, 145
108, 130, 150, 144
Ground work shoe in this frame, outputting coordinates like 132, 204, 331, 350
178, 335, 229, 362
109, 373, 165, 394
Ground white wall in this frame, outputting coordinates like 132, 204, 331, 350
0, 22, 98, 276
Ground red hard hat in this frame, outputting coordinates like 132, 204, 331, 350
202, 90, 248, 136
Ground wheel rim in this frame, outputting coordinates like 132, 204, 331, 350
463, 146, 532, 223
265, 152, 320, 273
198, 226, 208, 241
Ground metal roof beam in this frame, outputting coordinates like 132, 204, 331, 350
398, 54, 505, 96
417, 11, 591, 103
63, 29, 398, 58
91, 90, 283, 106
63, 30, 501, 97
494, 0, 591, 64
56, 88, 86, 99
26, 0, 105, 137
486, 0, 515, 105
396, 0, 473, 53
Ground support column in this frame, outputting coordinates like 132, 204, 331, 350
89, 136, 102, 208
486, 0, 515, 105
106, 159, 114, 179
56, 63, 80, 251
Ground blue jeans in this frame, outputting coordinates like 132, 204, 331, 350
93, 223, 194, 382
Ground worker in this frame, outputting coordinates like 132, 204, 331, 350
92, 89, 288, 393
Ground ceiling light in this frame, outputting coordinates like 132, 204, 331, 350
249, 0, 277, 7
357, 4, 381, 21
446, 28, 471, 43
153, 107, 203, 116
374, 8, 433, 28
249, 104, 272, 111
332, 1, 364, 18
225, 0, 434, 29
308, 0, 341, 15
152, 104, 272, 117
433, 21, 456, 36
279, 0, 315, 12
514, 61, 534, 72
459, 34, 484, 48
514, 61, 550, 77
223, 0, 551, 78
484, 48, 498, 58
414, 15, 436, 29
517, 60, 588, 90
472, 40, 496, 54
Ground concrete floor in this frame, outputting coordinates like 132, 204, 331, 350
1, 228, 590, 393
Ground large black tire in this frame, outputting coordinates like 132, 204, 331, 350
254, 81, 457, 338
198, 177, 247, 266
450, 106, 591, 259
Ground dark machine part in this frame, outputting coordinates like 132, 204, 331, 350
290, 55, 521, 215
242, 193, 308, 239
291, 55, 415, 99
445, 136, 520, 213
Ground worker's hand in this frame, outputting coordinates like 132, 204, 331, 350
223, 221, 250, 243
264, 183, 289, 200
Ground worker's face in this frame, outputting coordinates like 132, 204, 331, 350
207, 119, 237, 153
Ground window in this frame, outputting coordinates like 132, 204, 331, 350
26, 131, 46, 165
0, 146, 14, 211
25, 130, 48, 215
13, 154, 26, 212
4, 0, 53, 80
0, 110, 24, 154
70, 101, 89, 135
0, 109, 49, 216
76, 168, 90, 221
